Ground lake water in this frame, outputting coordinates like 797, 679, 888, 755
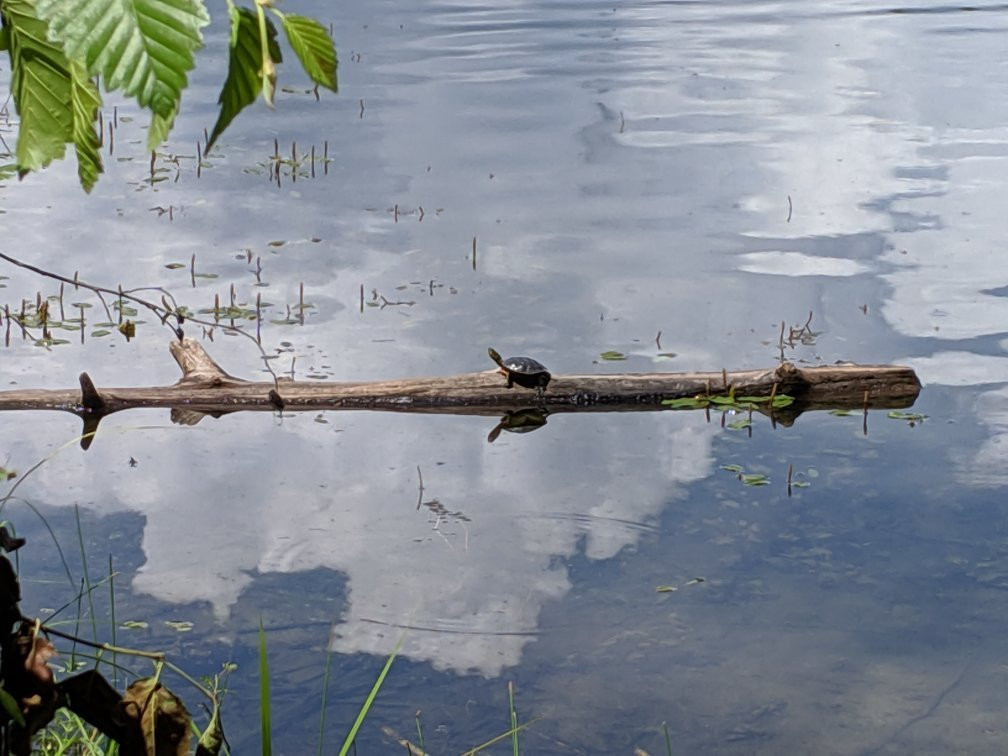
3, 0, 1008, 753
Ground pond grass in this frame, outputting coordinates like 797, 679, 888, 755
259, 618, 272, 756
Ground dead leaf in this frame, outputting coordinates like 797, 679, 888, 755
121, 677, 191, 756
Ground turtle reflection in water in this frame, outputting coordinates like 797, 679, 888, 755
487, 409, 548, 443
487, 347, 551, 393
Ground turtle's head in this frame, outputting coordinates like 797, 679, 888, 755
487, 347, 505, 368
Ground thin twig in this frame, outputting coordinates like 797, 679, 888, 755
0, 251, 281, 389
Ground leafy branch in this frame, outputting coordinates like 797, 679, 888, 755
0, 0, 338, 192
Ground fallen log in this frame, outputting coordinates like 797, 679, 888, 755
0, 339, 920, 446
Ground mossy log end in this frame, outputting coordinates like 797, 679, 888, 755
0, 339, 920, 422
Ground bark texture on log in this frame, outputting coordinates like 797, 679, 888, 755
0, 339, 921, 418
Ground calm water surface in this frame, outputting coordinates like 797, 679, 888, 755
2, 0, 1008, 753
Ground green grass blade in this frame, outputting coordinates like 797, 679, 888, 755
508, 681, 518, 756
317, 650, 333, 756
108, 553, 116, 687
463, 717, 542, 755
259, 618, 272, 756
338, 634, 404, 756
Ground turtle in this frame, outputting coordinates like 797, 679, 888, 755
487, 347, 551, 392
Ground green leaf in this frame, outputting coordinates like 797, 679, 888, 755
887, 410, 927, 423
599, 350, 627, 361
740, 473, 770, 486
275, 12, 337, 92
661, 397, 708, 409
205, 4, 282, 153
255, 4, 277, 107
35, 0, 209, 128
4, 0, 74, 174
0, 27, 10, 52
69, 59, 102, 191
148, 106, 177, 152
0, 684, 25, 727
721, 464, 744, 473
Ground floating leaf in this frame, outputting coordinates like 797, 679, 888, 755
0, 467, 16, 481
655, 585, 678, 593
118, 320, 136, 339
120, 620, 148, 630
721, 464, 744, 473
663, 397, 703, 408
829, 409, 854, 416
164, 262, 186, 270
599, 350, 627, 361
164, 620, 193, 632
734, 394, 795, 408
661, 397, 708, 409
791, 481, 811, 489
887, 410, 927, 424
740, 473, 770, 486
726, 418, 752, 430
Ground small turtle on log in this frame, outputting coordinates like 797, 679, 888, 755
487, 348, 551, 392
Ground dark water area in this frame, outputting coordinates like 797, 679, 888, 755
2, 0, 1008, 753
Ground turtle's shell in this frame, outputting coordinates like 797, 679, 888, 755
502, 356, 548, 376
500, 356, 551, 390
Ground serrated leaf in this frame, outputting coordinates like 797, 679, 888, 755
205, 4, 282, 153
4, 0, 74, 174
69, 59, 102, 191
276, 12, 337, 92
35, 0, 209, 123
148, 106, 177, 151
